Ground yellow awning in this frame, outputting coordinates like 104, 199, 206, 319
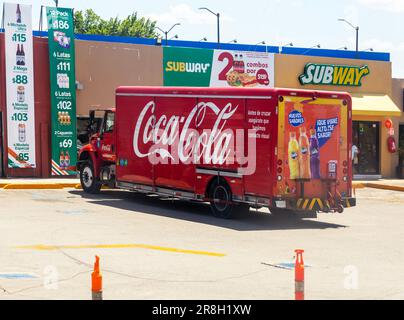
351, 94, 402, 117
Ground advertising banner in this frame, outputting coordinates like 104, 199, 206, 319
46, 7, 77, 175
4, 3, 36, 168
278, 97, 345, 197
163, 47, 275, 88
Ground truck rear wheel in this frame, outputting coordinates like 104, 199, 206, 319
209, 180, 248, 219
80, 162, 101, 194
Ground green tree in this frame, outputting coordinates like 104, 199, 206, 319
74, 9, 158, 38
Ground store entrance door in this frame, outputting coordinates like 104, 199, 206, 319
353, 121, 380, 175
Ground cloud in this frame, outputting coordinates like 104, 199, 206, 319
361, 38, 404, 52
148, 4, 232, 27
357, 0, 404, 12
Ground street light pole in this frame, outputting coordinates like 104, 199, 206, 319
217, 12, 220, 45
156, 23, 180, 46
338, 19, 359, 52
199, 7, 220, 47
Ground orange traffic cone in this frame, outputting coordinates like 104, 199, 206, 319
92, 255, 103, 300
295, 249, 304, 300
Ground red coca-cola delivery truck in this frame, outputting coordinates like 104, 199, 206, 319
77, 87, 356, 219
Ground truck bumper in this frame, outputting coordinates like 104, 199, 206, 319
295, 197, 356, 211
273, 197, 356, 212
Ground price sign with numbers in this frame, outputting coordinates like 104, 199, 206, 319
47, 6, 77, 176
4, 2, 36, 169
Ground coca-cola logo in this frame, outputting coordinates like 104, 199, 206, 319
133, 101, 241, 165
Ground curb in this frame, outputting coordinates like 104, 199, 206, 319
353, 182, 404, 193
1, 183, 81, 190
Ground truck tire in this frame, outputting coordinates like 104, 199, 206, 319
80, 161, 101, 194
209, 179, 245, 219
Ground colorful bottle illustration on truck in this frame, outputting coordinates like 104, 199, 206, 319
299, 127, 311, 179
288, 131, 300, 179
309, 129, 321, 179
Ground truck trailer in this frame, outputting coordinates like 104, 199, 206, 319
77, 87, 356, 219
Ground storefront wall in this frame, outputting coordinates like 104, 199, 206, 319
275, 54, 400, 178
75, 40, 163, 115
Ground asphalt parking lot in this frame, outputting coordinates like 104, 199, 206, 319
1, 187, 404, 300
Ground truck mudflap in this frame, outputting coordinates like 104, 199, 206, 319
295, 197, 356, 211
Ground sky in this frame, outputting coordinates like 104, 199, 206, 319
3, 0, 404, 77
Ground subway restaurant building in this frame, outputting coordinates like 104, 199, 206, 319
275, 52, 402, 178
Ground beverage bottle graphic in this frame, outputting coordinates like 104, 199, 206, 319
239, 54, 245, 73
16, 4, 22, 23
16, 44, 21, 65
20, 45, 25, 66
233, 54, 239, 73
299, 127, 311, 179
18, 123, 26, 142
309, 129, 321, 179
288, 132, 300, 180
65, 151, 70, 168
60, 151, 65, 169
17, 86, 25, 102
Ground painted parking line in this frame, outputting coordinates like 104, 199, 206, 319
15, 244, 226, 257
0, 273, 38, 280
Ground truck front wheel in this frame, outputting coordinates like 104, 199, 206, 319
80, 162, 101, 194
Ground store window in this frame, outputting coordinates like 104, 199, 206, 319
353, 121, 380, 175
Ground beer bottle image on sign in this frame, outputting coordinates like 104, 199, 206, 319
16, 44, 21, 66
65, 151, 70, 168
18, 124, 26, 143
20, 45, 25, 66
288, 132, 300, 180
310, 129, 321, 179
299, 127, 311, 179
60, 151, 65, 169
17, 86, 25, 103
16, 4, 22, 24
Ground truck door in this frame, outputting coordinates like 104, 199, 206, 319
243, 98, 275, 197
99, 111, 116, 164
153, 96, 197, 191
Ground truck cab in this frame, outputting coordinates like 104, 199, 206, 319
77, 108, 117, 193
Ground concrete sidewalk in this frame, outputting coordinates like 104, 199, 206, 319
353, 179, 404, 192
0, 178, 80, 189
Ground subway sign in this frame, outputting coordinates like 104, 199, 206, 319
299, 63, 370, 87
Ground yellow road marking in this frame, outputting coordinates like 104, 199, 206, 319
15, 244, 225, 257
302, 199, 309, 209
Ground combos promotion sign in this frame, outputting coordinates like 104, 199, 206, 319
4, 3, 36, 168
278, 97, 344, 197
299, 63, 370, 87
47, 7, 77, 175
163, 47, 274, 88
